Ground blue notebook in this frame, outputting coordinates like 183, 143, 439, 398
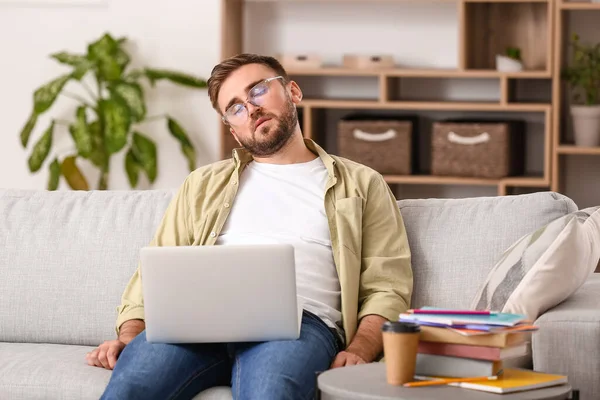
403, 307, 528, 327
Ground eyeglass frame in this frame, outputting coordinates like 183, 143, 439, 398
220, 75, 286, 126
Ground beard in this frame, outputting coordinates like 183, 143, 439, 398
237, 97, 298, 157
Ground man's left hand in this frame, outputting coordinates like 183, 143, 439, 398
330, 350, 367, 368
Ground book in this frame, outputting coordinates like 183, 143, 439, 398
415, 353, 503, 378
448, 368, 568, 394
418, 341, 528, 361
419, 325, 528, 348
400, 309, 529, 327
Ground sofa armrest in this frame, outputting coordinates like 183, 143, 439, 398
532, 274, 600, 400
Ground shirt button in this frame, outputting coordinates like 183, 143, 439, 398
210, 232, 216, 238
224, 202, 230, 208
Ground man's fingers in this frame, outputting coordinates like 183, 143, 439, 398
107, 347, 119, 370
330, 353, 347, 369
98, 347, 110, 369
88, 349, 102, 368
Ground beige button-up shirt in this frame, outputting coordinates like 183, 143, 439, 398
115, 139, 413, 346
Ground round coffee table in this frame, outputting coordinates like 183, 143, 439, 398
317, 363, 572, 400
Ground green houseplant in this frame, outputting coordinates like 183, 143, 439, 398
561, 33, 600, 147
19, 32, 207, 190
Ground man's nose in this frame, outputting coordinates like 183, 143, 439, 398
246, 101, 261, 115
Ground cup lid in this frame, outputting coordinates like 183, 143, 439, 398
382, 321, 421, 333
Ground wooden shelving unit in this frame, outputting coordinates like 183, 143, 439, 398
551, 0, 600, 194
219, 0, 561, 197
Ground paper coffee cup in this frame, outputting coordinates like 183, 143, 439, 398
382, 321, 421, 385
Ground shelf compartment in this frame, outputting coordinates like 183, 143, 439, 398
384, 76, 501, 103
291, 75, 380, 102
299, 99, 551, 112
557, 145, 600, 155
505, 78, 553, 104
462, 1, 551, 72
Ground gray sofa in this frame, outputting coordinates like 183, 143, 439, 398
1, 189, 598, 400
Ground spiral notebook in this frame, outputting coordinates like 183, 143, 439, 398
448, 368, 568, 394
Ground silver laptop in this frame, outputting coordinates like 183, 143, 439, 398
140, 244, 302, 343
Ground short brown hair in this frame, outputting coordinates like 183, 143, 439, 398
207, 53, 289, 113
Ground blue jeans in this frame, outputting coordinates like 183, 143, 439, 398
100, 311, 341, 400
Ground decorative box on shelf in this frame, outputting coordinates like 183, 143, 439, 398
342, 54, 395, 69
277, 54, 322, 69
431, 119, 526, 179
337, 114, 419, 175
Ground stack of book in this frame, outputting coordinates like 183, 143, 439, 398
399, 307, 568, 393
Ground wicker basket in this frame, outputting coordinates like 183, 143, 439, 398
337, 115, 418, 175
431, 119, 525, 178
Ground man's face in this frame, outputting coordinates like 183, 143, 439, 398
217, 63, 302, 157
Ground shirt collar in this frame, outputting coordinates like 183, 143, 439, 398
231, 138, 337, 177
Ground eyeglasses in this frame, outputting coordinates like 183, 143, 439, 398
222, 76, 285, 126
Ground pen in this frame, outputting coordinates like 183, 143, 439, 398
409, 309, 492, 315
403, 375, 499, 387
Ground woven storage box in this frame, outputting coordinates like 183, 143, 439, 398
337, 115, 418, 175
431, 119, 525, 178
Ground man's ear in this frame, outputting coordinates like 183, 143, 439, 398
230, 128, 242, 147
288, 80, 303, 105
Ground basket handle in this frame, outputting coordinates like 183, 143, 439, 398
447, 131, 490, 145
353, 128, 397, 142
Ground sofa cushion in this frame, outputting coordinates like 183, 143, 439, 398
0, 189, 175, 346
0, 342, 111, 399
397, 192, 577, 310
0, 342, 232, 400
471, 206, 600, 320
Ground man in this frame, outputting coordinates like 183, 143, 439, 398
89, 53, 413, 400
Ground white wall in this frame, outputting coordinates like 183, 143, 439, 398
0, 0, 221, 191
0, 0, 598, 207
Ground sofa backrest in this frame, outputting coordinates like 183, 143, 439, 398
0, 189, 175, 346
0, 189, 577, 346
398, 191, 577, 310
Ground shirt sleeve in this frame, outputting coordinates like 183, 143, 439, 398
115, 176, 195, 336
357, 173, 413, 323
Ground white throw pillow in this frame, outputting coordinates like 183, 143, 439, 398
471, 206, 600, 321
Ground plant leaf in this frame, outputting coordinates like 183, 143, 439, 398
50, 52, 94, 80
125, 149, 141, 188
60, 156, 89, 190
115, 48, 130, 71
27, 121, 54, 172
87, 33, 122, 82
123, 69, 145, 82
47, 158, 61, 190
33, 74, 71, 114
69, 106, 94, 157
51, 51, 87, 66
131, 132, 157, 182
167, 117, 196, 171
144, 68, 207, 88
72, 59, 95, 81
87, 120, 107, 167
109, 81, 146, 122
20, 112, 38, 148
99, 97, 131, 154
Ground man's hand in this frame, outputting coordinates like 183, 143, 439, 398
85, 319, 144, 370
330, 315, 387, 369
330, 350, 367, 368
86, 340, 126, 370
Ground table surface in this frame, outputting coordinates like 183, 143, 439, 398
318, 363, 572, 400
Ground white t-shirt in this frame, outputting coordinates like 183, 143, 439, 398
215, 157, 343, 339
